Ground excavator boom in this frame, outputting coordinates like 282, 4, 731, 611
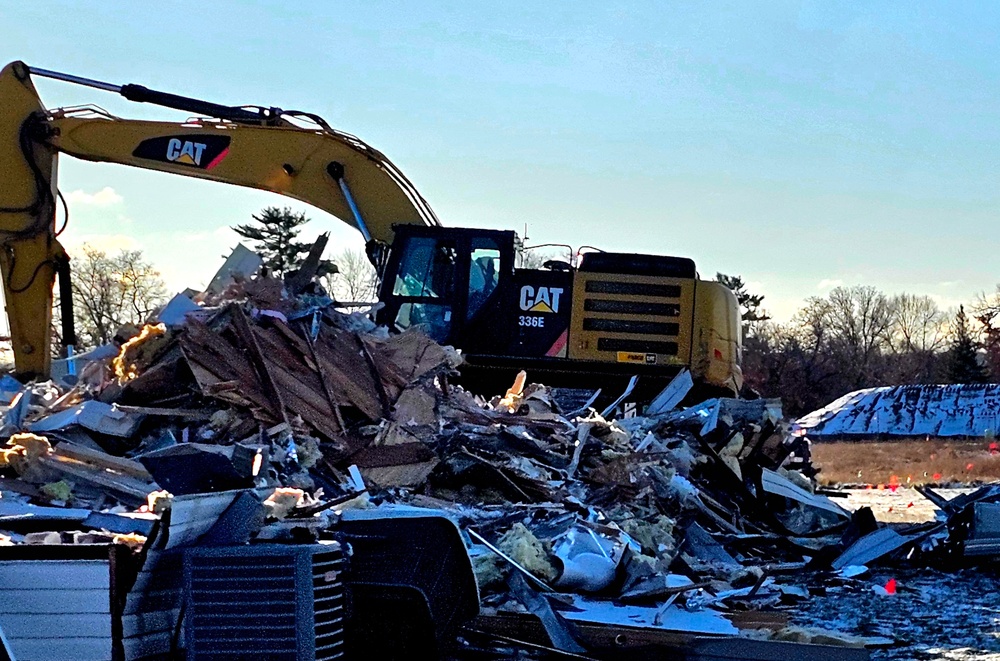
48, 111, 438, 242
0, 62, 61, 378
0, 61, 439, 377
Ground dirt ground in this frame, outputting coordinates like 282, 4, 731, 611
790, 488, 1000, 660
811, 439, 1000, 486
829, 485, 971, 524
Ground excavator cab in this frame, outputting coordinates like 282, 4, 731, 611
377, 226, 516, 352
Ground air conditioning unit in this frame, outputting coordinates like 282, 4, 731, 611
184, 543, 346, 661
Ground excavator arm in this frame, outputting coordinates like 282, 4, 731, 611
0, 60, 439, 378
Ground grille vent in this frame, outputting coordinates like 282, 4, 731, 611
185, 544, 346, 661
582, 278, 684, 356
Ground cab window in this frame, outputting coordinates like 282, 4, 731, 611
393, 236, 456, 298
393, 302, 452, 342
468, 238, 501, 320
391, 236, 457, 341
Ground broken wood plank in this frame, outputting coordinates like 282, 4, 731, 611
36, 455, 154, 506
54, 442, 153, 481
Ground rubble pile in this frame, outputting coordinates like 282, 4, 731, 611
0, 250, 994, 659
0, 276, 461, 523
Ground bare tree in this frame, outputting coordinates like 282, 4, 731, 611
67, 246, 168, 349
720, 283, 975, 413
771, 286, 895, 400
890, 294, 949, 353
974, 286, 1000, 378
325, 248, 378, 303
823, 285, 894, 385
827, 286, 894, 352
882, 294, 950, 383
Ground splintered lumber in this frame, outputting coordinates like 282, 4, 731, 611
53, 442, 153, 482
176, 306, 454, 451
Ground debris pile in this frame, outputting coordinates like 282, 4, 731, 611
0, 246, 990, 659
794, 383, 1000, 439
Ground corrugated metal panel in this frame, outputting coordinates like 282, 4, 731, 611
122, 548, 184, 660
0, 558, 112, 661
796, 384, 1000, 439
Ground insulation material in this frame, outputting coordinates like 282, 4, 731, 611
0, 433, 51, 472
497, 523, 558, 583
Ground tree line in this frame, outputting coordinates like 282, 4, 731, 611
54, 206, 997, 420
721, 274, 997, 416
58, 207, 376, 354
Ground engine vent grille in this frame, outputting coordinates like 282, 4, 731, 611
570, 273, 694, 364
312, 551, 346, 659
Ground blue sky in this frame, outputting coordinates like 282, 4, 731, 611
4, 1, 1000, 325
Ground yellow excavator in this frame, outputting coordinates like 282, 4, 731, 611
0, 61, 742, 399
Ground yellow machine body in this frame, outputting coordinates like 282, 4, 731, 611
568, 271, 741, 393
0, 60, 742, 396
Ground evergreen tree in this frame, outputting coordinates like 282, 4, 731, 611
233, 206, 335, 277
716, 273, 771, 336
947, 305, 988, 383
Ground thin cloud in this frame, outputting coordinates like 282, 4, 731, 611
926, 293, 966, 314
178, 226, 238, 244
817, 278, 843, 290
62, 233, 142, 254
66, 187, 123, 207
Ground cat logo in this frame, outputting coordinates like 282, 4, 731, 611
166, 139, 208, 166
132, 134, 231, 170
519, 285, 563, 314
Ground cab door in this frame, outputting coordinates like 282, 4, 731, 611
377, 229, 515, 350
458, 234, 514, 354
380, 234, 458, 343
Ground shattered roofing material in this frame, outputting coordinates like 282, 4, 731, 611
795, 384, 1000, 439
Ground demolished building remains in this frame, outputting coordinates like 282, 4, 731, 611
0, 246, 993, 661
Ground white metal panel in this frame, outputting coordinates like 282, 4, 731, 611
0, 589, 110, 614
0, 552, 184, 661
164, 491, 239, 549
1, 613, 111, 639
0, 559, 109, 590
0, 558, 113, 660
7, 636, 111, 661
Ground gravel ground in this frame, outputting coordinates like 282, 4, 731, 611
790, 488, 1000, 660
791, 567, 1000, 660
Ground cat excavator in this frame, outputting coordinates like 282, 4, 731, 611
0, 61, 742, 400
